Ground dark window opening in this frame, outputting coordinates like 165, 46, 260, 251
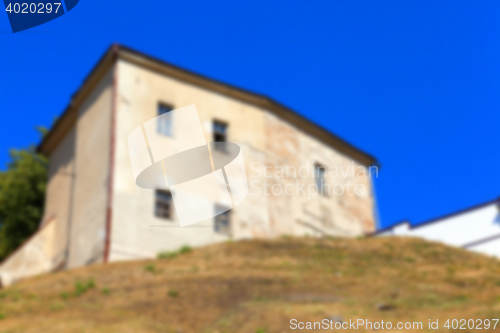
213, 121, 227, 142
155, 190, 174, 220
214, 205, 231, 235
315, 163, 327, 196
213, 120, 228, 152
157, 103, 173, 136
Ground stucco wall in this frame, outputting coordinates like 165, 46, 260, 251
41, 126, 76, 268
0, 220, 56, 287
0, 69, 113, 281
110, 59, 375, 261
262, 112, 374, 238
469, 237, 500, 257
66, 69, 114, 268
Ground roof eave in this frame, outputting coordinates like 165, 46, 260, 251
37, 45, 118, 156
38, 44, 377, 167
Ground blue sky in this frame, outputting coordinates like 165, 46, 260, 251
1, 1, 499, 229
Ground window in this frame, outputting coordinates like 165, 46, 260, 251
213, 120, 228, 142
314, 163, 327, 196
213, 120, 228, 152
155, 190, 174, 220
157, 104, 173, 136
214, 205, 231, 235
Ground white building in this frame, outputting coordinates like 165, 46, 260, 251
0, 45, 378, 286
376, 198, 500, 257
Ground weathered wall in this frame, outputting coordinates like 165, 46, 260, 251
0, 220, 56, 287
41, 126, 76, 267
110, 61, 236, 261
262, 112, 374, 238
110, 59, 375, 261
66, 69, 113, 268
0, 69, 114, 280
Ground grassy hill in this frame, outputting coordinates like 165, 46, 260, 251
0, 236, 500, 332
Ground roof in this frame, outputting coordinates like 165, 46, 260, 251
371, 196, 500, 236
38, 44, 377, 166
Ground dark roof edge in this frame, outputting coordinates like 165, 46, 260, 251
38, 45, 118, 155
38, 44, 377, 166
462, 233, 500, 249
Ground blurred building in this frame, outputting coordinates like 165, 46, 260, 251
376, 198, 500, 257
0, 45, 377, 285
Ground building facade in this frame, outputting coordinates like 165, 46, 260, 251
0, 45, 377, 285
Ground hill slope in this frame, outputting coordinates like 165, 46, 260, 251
0, 237, 500, 332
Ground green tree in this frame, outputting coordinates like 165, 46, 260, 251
0, 144, 48, 261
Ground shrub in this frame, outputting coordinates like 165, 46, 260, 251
158, 251, 177, 259
179, 245, 192, 254
0, 146, 48, 262
74, 279, 95, 296
158, 245, 192, 259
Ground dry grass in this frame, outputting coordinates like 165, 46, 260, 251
0, 236, 500, 332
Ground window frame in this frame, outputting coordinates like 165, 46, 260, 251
314, 163, 328, 196
212, 119, 228, 143
212, 120, 229, 153
214, 205, 231, 236
155, 189, 174, 220
157, 103, 174, 137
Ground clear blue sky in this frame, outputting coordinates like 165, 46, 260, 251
1, 1, 499, 229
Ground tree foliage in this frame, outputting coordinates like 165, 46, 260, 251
0, 146, 48, 261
